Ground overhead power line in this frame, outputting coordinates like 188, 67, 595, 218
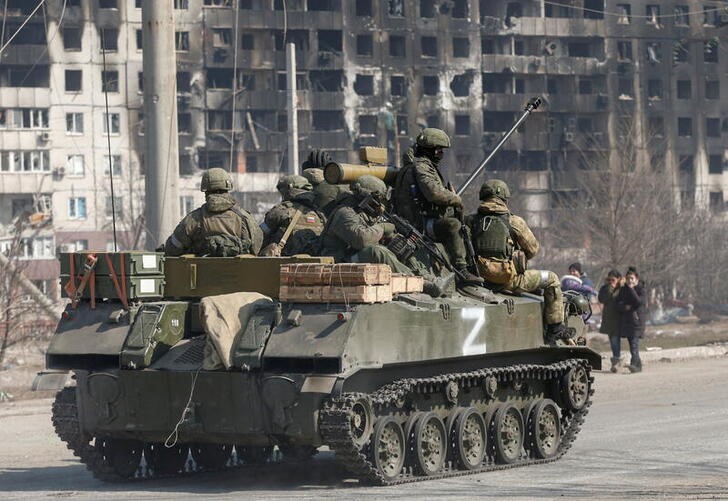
0, 0, 46, 56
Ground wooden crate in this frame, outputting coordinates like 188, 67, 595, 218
280, 284, 392, 303
390, 274, 424, 294
280, 263, 392, 286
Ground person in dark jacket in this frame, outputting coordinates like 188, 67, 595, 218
614, 266, 647, 373
598, 269, 623, 372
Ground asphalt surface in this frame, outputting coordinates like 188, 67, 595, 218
1, 357, 727, 500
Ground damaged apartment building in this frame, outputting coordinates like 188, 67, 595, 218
0, 0, 727, 300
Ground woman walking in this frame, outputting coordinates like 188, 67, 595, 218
615, 266, 647, 373
598, 269, 623, 373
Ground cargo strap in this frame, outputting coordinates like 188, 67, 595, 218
104, 254, 129, 310
64, 253, 98, 310
278, 209, 303, 249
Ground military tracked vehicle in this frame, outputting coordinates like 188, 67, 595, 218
39, 251, 599, 485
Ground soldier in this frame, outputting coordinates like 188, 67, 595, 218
392, 128, 481, 284
164, 168, 262, 256
302, 167, 346, 216
468, 179, 574, 343
319, 175, 413, 274
260, 174, 325, 256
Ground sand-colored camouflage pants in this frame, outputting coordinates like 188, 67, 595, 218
502, 270, 563, 324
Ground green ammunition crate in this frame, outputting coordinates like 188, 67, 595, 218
164, 255, 334, 299
59, 251, 165, 277
60, 274, 165, 300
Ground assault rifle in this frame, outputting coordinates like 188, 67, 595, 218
359, 196, 469, 282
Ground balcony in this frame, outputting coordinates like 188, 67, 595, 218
482, 54, 606, 76
481, 16, 606, 37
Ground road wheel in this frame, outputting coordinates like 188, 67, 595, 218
493, 404, 524, 464
453, 407, 486, 470
144, 442, 188, 475
527, 399, 561, 459
370, 416, 405, 480
94, 438, 142, 479
412, 411, 447, 475
350, 397, 374, 450
560, 366, 590, 411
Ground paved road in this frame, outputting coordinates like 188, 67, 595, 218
2, 358, 728, 500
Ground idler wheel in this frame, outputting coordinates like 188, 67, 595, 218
191, 443, 232, 470
411, 411, 447, 475
370, 416, 406, 480
527, 399, 561, 459
144, 442, 189, 475
560, 365, 590, 411
493, 404, 524, 464
451, 407, 486, 470
236, 445, 273, 465
350, 398, 374, 450
94, 438, 142, 479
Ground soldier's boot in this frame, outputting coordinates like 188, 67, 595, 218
545, 323, 577, 346
455, 266, 484, 286
610, 357, 621, 373
423, 272, 456, 297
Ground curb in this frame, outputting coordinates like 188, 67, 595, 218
599, 344, 728, 364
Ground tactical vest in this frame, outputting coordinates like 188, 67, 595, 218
198, 205, 253, 256
472, 212, 514, 261
279, 200, 326, 255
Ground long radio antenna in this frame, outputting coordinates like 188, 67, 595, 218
101, 28, 118, 251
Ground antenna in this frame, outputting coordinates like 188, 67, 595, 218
101, 28, 118, 252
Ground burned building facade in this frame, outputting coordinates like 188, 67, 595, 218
0, 0, 726, 300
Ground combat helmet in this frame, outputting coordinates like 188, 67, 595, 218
277, 174, 313, 200
351, 175, 387, 201
415, 128, 451, 149
479, 179, 511, 201
200, 167, 233, 192
302, 168, 325, 186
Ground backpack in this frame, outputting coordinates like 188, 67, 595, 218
473, 213, 514, 260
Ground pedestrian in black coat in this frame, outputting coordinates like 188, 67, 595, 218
615, 266, 646, 372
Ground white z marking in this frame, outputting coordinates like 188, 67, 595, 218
461, 308, 486, 356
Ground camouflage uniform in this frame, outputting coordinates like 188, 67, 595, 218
261, 190, 326, 256
318, 177, 413, 274
303, 167, 349, 216
165, 168, 262, 256
469, 182, 564, 325
392, 128, 475, 281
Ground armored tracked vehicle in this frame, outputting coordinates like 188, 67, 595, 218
40, 251, 599, 485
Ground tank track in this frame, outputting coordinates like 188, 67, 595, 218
319, 359, 594, 485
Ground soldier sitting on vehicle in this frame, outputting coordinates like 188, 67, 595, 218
260, 175, 326, 256
302, 167, 349, 217
164, 168, 262, 257
468, 179, 575, 344
392, 128, 482, 285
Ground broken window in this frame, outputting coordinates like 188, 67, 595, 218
578, 78, 593, 95
207, 111, 233, 130
514, 78, 524, 94
706, 118, 721, 137
390, 76, 407, 97
647, 79, 663, 99
450, 74, 471, 97
505, 2, 522, 27
646, 42, 661, 64
318, 30, 342, 52
618, 78, 633, 99
176, 31, 190, 51
390, 36, 406, 57
676, 79, 691, 99
709, 192, 725, 212
452, 0, 469, 18
356, 0, 372, 16
177, 71, 191, 93
102, 112, 120, 135
568, 42, 591, 58
481, 37, 495, 54
646, 5, 660, 26
673, 40, 688, 63
99, 0, 117, 8
136, 29, 143, 50
65, 70, 82, 92
616, 4, 631, 24
454, 115, 470, 135
138, 72, 143, 92
513, 39, 524, 55
617, 41, 632, 61
388, 0, 405, 17
423, 75, 439, 96
312, 110, 345, 131
357, 34, 373, 56
483, 111, 514, 132
705, 80, 720, 100
237, 72, 255, 90
275, 30, 309, 51
207, 68, 233, 89
175, 0, 189, 8
703, 5, 718, 26
704, 39, 718, 63
101, 70, 119, 93
310, 70, 343, 92
482, 74, 508, 93
577, 117, 594, 133
674, 5, 689, 26
426, 114, 440, 128
354, 74, 374, 95
307, 0, 338, 11
420, 0, 435, 18
212, 29, 231, 47
677, 117, 692, 137
178, 113, 191, 134
241, 34, 254, 50
359, 115, 377, 135
708, 155, 724, 174
396, 115, 408, 135
453, 37, 469, 58
421, 36, 437, 57
99, 28, 118, 51
62, 27, 82, 51
648, 116, 664, 137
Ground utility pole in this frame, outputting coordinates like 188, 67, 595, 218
286, 43, 299, 175
142, 1, 180, 249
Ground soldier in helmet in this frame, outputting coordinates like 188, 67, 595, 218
319, 175, 413, 274
164, 168, 262, 257
468, 179, 575, 344
392, 128, 482, 284
260, 174, 326, 256
302, 167, 347, 216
